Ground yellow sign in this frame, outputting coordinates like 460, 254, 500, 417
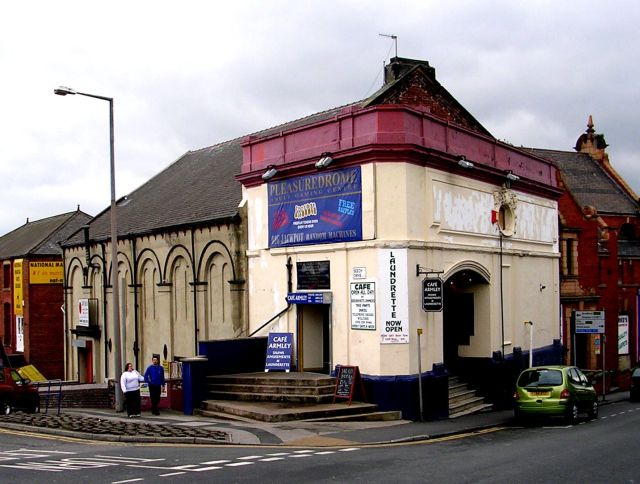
29, 261, 64, 284
13, 259, 23, 316
17, 364, 47, 382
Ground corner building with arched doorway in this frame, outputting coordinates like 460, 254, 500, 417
238, 58, 563, 418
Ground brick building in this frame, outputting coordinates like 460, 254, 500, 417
0, 209, 92, 379
526, 117, 640, 384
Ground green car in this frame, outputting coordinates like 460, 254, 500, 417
513, 366, 598, 424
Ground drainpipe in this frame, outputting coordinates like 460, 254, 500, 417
191, 229, 199, 355
500, 232, 505, 358
100, 242, 109, 379
132, 236, 140, 369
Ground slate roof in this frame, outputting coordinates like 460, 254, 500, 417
64, 103, 353, 246
523, 148, 639, 216
618, 240, 640, 258
64, 57, 496, 247
0, 210, 92, 259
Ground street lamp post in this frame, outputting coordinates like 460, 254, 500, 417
54, 86, 123, 411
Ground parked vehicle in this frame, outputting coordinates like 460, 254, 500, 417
513, 366, 598, 424
0, 367, 40, 414
630, 367, 640, 402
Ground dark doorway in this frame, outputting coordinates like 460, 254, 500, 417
443, 270, 484, 375
443, 292, 474, 374
296, 304, 331, 374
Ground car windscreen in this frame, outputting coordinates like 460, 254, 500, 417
632, 368, 640, 378
518, 369, 563, 387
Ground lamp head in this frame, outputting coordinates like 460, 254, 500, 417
505, 171, 520, 182
457, 156, 474, 169
54, 86, 77, 96
262, 166, 278, 181
315, 153, 333, 169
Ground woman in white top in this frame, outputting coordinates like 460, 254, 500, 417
120, 362, 144, 417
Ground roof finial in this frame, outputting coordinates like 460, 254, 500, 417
586, 115, 595, 134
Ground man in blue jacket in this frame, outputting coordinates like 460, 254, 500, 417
144, 355, 166, 415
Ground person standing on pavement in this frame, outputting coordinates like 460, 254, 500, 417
144, 355, 166, 415
120, 362, 144, 417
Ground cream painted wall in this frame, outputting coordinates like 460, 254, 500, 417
243, 161, 560, 377
63, 222, 247, 383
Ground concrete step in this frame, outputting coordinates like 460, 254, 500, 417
208, 383, 335, 396
201, 399, 379, 422
207, 390, 334, 404
449, 402, 494, 419
195, 409, 261, 423
449, 395, 488, 414
448, 382, 468, 393
207, 372, 335, 387
448, 388, 478, 405
303, 410, 403, 422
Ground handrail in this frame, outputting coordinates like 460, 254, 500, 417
248, 304, 291, 337
37, 379, 63, 415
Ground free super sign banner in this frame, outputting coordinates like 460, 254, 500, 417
267, 167, 362, 248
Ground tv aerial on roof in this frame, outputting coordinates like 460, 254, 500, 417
379, 33, 398, 58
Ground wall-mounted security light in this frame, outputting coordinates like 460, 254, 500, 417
262, 166, 278, 181
504, 170, 520, 188
457, 156, 474, 169
505, 171, 520, 182
315, 153, 333, 169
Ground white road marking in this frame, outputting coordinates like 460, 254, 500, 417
0, 446, 362, 475
112, 479, 144, 484
192, 466, 223, 472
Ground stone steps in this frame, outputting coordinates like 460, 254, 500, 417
448, 376, 493, 418
201, 372, 401, 422
200, 399, 381, 423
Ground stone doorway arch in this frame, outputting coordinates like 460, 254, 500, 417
443, 264, 490, 375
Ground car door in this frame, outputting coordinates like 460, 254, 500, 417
568, 368, 589, 409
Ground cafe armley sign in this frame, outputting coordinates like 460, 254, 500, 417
267, 167, 362, 248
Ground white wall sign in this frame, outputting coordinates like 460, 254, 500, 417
352, 267, 366, 280
618, 315, 629, 355
350, 282, 376, 330
379, 249, 409, 344
15, 316, 24, 352
78, 298, 90, 327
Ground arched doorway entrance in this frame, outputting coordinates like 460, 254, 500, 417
443, 267, 490, 375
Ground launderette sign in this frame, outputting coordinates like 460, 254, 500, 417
267, 167, 362, 248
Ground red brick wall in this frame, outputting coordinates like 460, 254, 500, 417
27, 282, 64, 379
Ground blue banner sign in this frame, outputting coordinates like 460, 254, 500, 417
268, 167, 362, 247
286, 292, 330, 304
265, 332, 294, 372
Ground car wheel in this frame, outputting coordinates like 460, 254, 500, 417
0, 401, 11, 415
588, 401, 598, 420
566, 402, 579, 424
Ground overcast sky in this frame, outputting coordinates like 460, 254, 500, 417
1, 1, 638, 236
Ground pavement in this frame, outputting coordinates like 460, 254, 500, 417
0, 391, 629, 447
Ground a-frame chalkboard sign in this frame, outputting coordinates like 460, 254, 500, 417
333, 365, 367, 405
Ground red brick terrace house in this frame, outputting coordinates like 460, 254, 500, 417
526, 117, 640, 387
0, 209, 92, 379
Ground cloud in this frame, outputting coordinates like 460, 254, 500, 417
1, 0, 638, 235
